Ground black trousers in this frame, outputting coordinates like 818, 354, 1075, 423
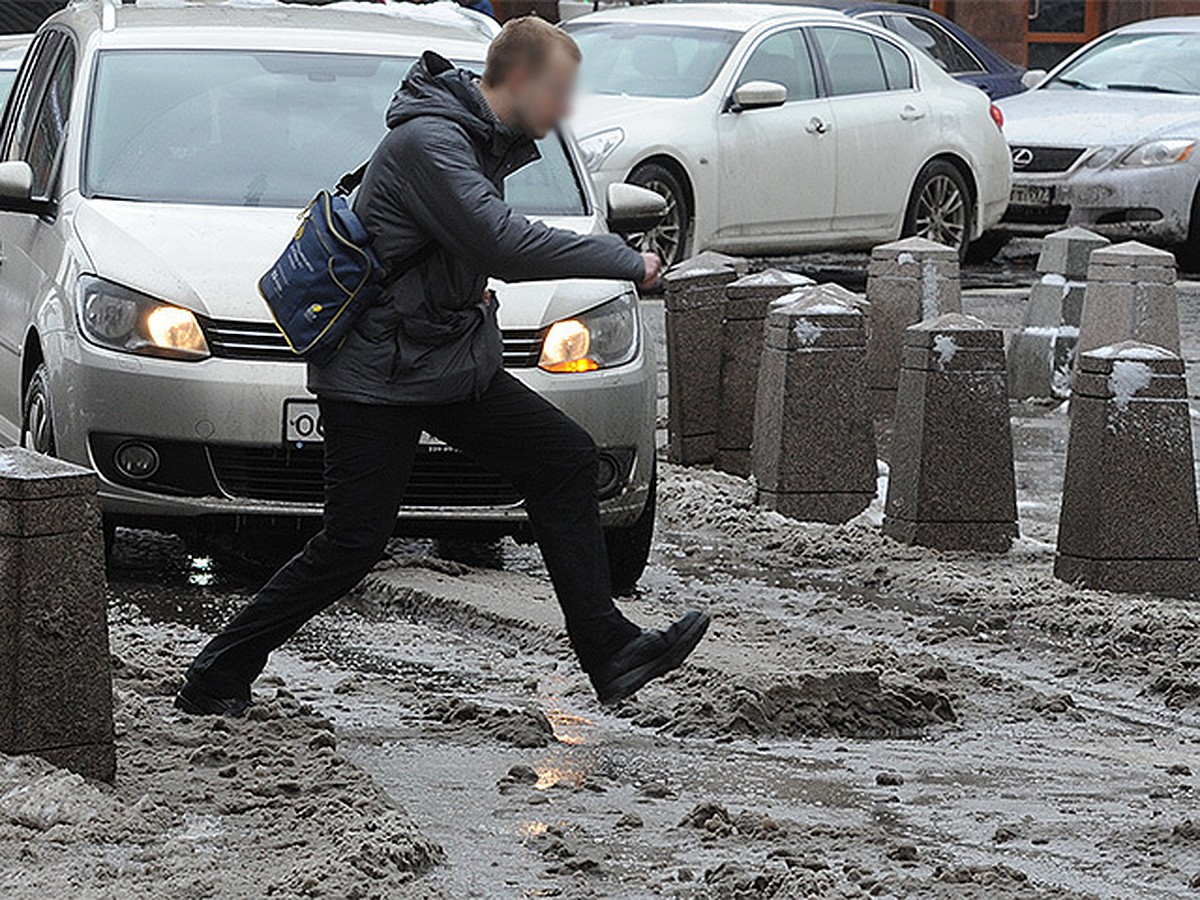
187, 370, 641, 698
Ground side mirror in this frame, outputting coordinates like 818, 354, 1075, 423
0, 160, 47, 215
606, 182, 667, 235
731, 80, 788, 112
1021, 69, 1048, 90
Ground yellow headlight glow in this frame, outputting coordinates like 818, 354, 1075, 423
145, 306, 208, 356
539, 318, 598, 372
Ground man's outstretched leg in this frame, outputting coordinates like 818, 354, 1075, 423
425, 371, 709, 704
177, 401, 422, 715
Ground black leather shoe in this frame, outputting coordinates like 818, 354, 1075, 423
590, 610, 710, 705
175, 680, 251, 718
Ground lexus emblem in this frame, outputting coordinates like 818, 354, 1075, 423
1011, 147, 1034, 169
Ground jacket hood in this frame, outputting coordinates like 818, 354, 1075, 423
386, 50, 532, 159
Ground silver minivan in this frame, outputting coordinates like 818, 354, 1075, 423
0, 0, 661, 590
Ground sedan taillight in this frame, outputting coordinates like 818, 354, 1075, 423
989, 103, 1004, 131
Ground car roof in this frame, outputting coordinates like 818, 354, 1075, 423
1116, 15, 1200, 34
567, 2, 855, 31
47, 0, 494, 55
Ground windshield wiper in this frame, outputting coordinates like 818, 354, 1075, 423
1105, 82, 1191, 94
1054, 76, 1098, 90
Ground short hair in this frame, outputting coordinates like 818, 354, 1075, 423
482, 16, 581, 88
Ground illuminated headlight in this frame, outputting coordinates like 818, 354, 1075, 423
1119, 139, 1196, 168
77, 276, 209, 360
539, 292, 638, 373
578, 127, 624, 173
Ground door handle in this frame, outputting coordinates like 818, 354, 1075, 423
900, 104, 926, 121
805, 116, 831, 135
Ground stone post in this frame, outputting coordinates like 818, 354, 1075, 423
1008, 226, 1109, 400
716, 268, 814, 476
1055, 342, 1200, 598
663, 251, 746, 465
0, 448, 114, 781
1077, 241, 1180, 358
884, 314, 1017, 552
751, 284, 876, 523
865, 236, 961, 415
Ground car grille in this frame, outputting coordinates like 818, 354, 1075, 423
207, 444, 523, 507
1009, 146, 1086, 174
201, 317, 545, 368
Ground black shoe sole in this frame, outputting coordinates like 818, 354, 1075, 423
174, 686, 250, 718
597, 612, 710, 706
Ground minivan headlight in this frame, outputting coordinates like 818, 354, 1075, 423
77, 276, 209, 360
1119, 139, 1196, 168
578, 127, 624, 173
539, 292, 638, 373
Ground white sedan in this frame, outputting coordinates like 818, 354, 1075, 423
565, 3, 1011, 265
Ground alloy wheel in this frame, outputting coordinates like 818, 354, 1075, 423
914, 174, 967, 252
634, 178, 684, 266
24, 391, 52, 454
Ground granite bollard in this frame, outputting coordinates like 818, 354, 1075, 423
884, 314, 1017, 551
1008, 226, 1109, 400
663, 251, 746, 465
716, 268, 815, 476
0, 448, 115, 781
1077, 241, 1180, 359
1055, 342, 1200, 598
751, 284, 876, 523
865, 236, 961, 414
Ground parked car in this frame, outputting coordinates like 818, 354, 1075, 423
565, 3, 1011, 266
661, 0, 1026, 98
997, 17, 1200, 267
0, 35, 31, 105
0, 0, 664, 590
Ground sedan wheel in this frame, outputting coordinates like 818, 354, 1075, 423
22, 364, 56, 456
627, 163, 691, 269
903, 160, 974, 262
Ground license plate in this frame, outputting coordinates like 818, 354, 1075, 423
1010, 184, 1054, 206
282, 400, 444, 447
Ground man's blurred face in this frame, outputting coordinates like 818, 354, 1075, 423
509, 45, 578, 139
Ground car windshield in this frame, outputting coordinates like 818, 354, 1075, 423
83, 50, 587, 215
567, 23, 740, 99
1045, 31, 1200, 95
0, 70, 16, 106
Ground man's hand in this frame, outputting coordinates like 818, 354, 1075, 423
639, 252, 663, 290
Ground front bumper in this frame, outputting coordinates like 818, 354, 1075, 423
1001, 159, 1197, 243
50, 330, 656, 532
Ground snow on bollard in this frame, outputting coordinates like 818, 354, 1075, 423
1077, 241, 1180, 359
0, 448, 115, 782
1055, 342, 1200, 598
663, 251, 746, 465
1008, 226, 1109, 400
716, 268, 815, 476
865, 236, 961, 415
751, 284, 876, 523
884, 314, 1017, 552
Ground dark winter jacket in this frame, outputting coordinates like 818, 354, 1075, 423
307, 51, 645, 405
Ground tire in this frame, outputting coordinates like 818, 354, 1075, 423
605, 463, 656, 596
902, 160, 974, 263
627, 162, 691, 269
966, 230, 1010, 265
22, 363, 56, 456
1178, 183, 1200, 274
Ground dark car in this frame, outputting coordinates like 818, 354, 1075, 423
662, 0, 1026, 98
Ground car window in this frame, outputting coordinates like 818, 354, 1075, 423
812, 27, 894, 96
736, 29, 817, 102
882, 14, 983, 74
0, 71, 17, 108
1045, 31, 1200, 95
84, 50, 587, 214
875, 37, 914, 90
568, 23, 741, 99
3, 31, 59, 161
23, 41, 75, 200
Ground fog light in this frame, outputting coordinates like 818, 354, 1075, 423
115, 442, 160, 480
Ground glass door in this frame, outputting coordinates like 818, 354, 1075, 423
1025, 0, 1101, 70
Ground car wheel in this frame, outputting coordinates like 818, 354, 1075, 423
627, 163, 691, 268
1178, 183, 1200, 274
966, 230, 1010, 265
605, 462, 656, 597
903, 160, 974, 263
22, 363, 56, 456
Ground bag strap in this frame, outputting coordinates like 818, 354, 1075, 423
334, 161, 369, 197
